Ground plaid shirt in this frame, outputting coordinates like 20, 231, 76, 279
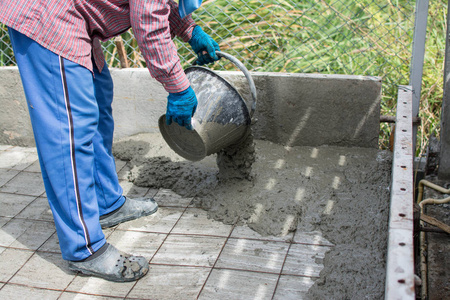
0, 0, 196, 92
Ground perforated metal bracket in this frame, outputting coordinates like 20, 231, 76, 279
385, 85, 415, 299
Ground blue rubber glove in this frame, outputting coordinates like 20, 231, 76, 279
188, 26, 220, 65
166, 86, 198, 130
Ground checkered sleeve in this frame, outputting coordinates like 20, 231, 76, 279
129, 0, 195, 93
167, 0, 196, 42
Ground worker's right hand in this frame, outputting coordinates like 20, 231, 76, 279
166, 87, 198, 130
188, 26, 220, 65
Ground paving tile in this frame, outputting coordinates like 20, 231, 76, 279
16, 197, 54, 221
151, 235, 226, 267
282, 243, 330, 277
0, 150, 30, 169
171, 207, 233, 237
273, 275, 316, 299
114, 158, 127, 173
129, 265, 210, 299
0, 145, 13, 151
119, 180, 151, 198
10, 220, 55, 250
66, 275, 135, 298
24, 159, 42, 173
232, 224, 294, 242
293, 229, 334, 246
117, 162, 132, 180
0, 171, 45, 196
9, 252, 75, 290
216, 238, 289, 273
0, 248, 34, 282
59, 292, 121, 299
0, 169, 19, 187
10, 152, 39, 171
0, 217, 11, 227
0, 193, 36, 218
10, 146, 38, 153
154, 189, 193, 207
106, 230, 166, 259
0, 218, 37, 247
198, 269, 279, 300
0, 284, 61, 299
117, 207, 184, 233
38, 232, 61, 253
102, 227, 116, 239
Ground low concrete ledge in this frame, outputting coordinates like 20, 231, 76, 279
221, 71, 382, 148
0, 67, 381, 148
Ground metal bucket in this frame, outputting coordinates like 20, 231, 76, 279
159, 51, 257, 161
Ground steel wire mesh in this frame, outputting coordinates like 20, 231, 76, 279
0, 1, 415, 108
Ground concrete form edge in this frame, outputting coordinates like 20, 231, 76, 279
385, 85, 415, 299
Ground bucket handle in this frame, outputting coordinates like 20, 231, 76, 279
215, 51, 257, 118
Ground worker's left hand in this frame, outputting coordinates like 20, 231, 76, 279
166, 86, 198, 130
188, 26, 220, 65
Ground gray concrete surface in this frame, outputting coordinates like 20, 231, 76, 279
0, 67, 381, 148
0, 66, 390, 299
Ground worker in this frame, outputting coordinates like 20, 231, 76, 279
0, 0, 220, 282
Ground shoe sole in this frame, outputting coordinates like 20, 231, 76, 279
69, 265, 149, 282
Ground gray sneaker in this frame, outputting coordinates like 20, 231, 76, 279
68, 244, 149, 282
100, 197, 158, 228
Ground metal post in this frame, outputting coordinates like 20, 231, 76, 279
410, 0, 430, 154
439, 1, 450, 180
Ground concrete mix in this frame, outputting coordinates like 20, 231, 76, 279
113, 132, 392, 299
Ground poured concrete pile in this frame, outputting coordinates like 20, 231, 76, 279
113, 132, 392, 299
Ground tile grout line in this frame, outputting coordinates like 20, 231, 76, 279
4, 223, 59, 289
0, 281, 69, 295
2, 250, 38, 287
112, 227, 334, 248
270, 235, 294, 300
0, 190, 45, 199
196, 218, 239, 299
0, 190, 47, 229
0, 167, 25, 189
58, 290, 124, 299
124, 189, 192, 299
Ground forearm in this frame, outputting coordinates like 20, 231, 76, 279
167, 0, 196, 42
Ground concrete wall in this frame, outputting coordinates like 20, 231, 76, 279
0, 67, 382, 148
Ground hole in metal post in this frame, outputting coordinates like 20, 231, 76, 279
398, 279, 406, 284
402, 130, 407, 132
399, 213, 406, 217
399, 243, 406, 246
400, 188, 406, 191
401, 166, 407, 169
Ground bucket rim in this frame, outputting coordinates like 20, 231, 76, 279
185, 66, 252, 119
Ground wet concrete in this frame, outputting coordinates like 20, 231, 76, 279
113, 132, 392, 299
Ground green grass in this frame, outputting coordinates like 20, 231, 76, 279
1, 0, 447, 155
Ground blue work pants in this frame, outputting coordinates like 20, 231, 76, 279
8, 28, 125, 261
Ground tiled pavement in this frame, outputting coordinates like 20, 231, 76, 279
0, 145, 333, 299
